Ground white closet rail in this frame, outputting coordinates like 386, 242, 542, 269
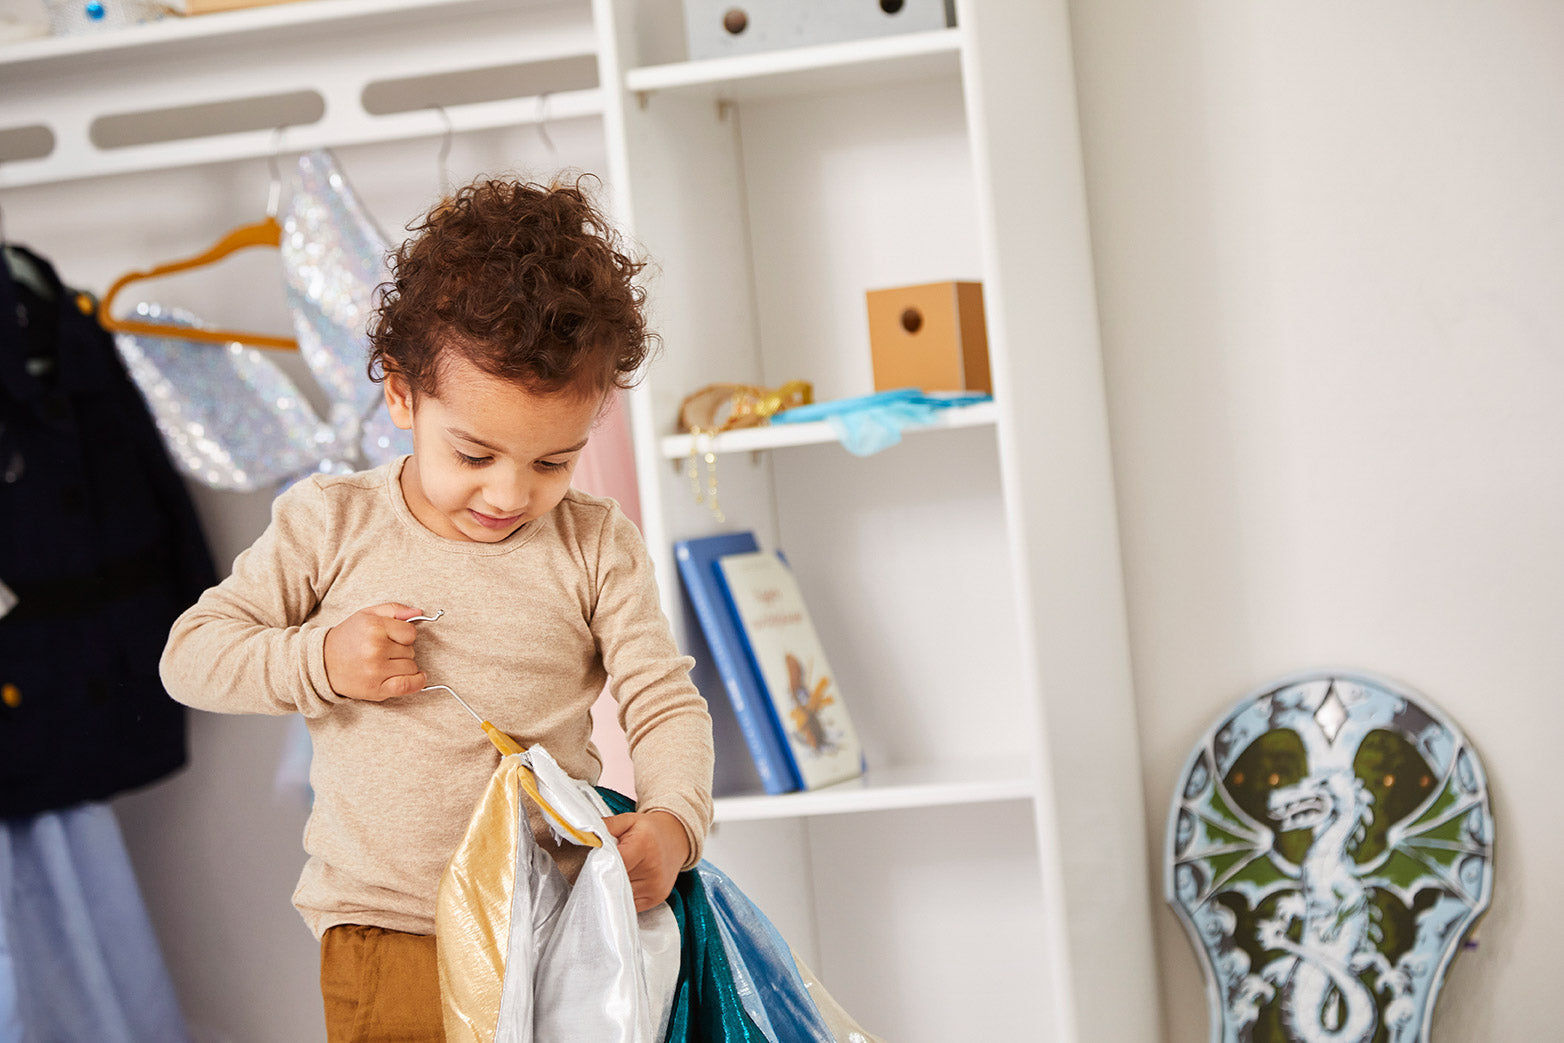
0, 0, 599, 189
0, 91, 604, 190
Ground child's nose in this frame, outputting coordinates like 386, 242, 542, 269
484, 469, 529, 515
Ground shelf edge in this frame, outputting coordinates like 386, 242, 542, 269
659, 399, 997, 459
0, 0, 556, 68
624, 27, 962, 96
713, 771, 1035, 824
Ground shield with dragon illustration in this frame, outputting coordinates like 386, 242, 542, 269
1166, 671, 1493, 1043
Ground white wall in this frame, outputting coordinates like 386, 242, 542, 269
1069, 1, 1564, 1039
5, 121, 607, 1042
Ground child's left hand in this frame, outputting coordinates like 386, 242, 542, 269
603, 810, 690, 912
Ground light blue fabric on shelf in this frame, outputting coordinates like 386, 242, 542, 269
770, 388, 992, 455
0, 804, 190, 1043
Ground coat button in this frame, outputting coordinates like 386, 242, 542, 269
1, 683, 19, 708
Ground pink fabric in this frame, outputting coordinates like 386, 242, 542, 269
575, 390, 641, 526
573, 392, 639, 796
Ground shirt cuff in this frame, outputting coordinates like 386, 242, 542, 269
640, 799, 709, 870
299, 622, 346, 716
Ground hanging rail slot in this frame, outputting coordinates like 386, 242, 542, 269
362, 54, 599, 117
90, 91, 327, 152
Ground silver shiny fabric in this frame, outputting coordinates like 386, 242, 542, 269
495, 747, 679, 1043
114, 150, 410, 493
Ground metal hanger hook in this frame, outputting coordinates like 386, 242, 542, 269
265, 125, 287, 218
536, 92, 557, 159
431, 104, 454, 195
422, 682, 484, 725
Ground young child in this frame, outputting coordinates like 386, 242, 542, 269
160, 177, 713, 1040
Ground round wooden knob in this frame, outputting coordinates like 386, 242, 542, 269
900, 307, 923, 334
881, 0, 907, 13
723, 9, 748, 35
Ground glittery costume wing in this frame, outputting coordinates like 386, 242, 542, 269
281, 150, 411, 467
114, 305, 336, 492
115, 150, 408, 492
359, 401, 411, 467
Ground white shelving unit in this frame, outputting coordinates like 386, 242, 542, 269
4, 2, 1160, 1039
596, 2, 1159, 1039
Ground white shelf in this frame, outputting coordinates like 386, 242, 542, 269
659, 398, 997, 458
624, 28, 963, 103
0, 0, 551, 68
713, 758, 1035, 823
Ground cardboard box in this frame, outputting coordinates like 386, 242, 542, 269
866, 280, 990, 394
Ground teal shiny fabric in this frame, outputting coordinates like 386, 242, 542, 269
597, 789, 766, 1042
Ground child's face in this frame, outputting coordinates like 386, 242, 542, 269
384, 353, 603, 543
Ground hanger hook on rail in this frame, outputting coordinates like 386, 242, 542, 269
536, 92, 557, 161
266, 125, 287, 219
430, 103, 454, 196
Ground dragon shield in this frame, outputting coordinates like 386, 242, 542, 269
1166, 671, 1493, 1043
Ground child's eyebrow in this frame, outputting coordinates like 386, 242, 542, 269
447, 428, 504, 453
448, 428, 589, 457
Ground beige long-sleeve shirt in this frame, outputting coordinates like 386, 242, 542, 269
161, 458, 713, 939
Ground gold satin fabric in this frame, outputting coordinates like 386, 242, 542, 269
436, 757, 525, 1043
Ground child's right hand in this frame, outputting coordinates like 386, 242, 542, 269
322, 603, 428, 701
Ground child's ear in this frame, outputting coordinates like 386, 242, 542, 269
384, 373, 415, 431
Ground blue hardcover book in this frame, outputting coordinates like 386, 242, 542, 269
674, 533, 801, 794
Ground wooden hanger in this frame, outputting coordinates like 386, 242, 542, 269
98, 154, 298, 351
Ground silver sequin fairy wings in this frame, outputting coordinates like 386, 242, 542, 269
113, 151, 410, 493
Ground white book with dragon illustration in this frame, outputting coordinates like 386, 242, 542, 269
715, 550, 864, 790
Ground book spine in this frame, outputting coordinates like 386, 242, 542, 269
675, 547, 797, 794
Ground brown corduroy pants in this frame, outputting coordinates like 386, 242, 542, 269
320, 924, 444, 1042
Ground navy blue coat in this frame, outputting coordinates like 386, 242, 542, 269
0, 246, 216, 817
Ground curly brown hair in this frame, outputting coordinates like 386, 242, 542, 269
368, 174, 654, 400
